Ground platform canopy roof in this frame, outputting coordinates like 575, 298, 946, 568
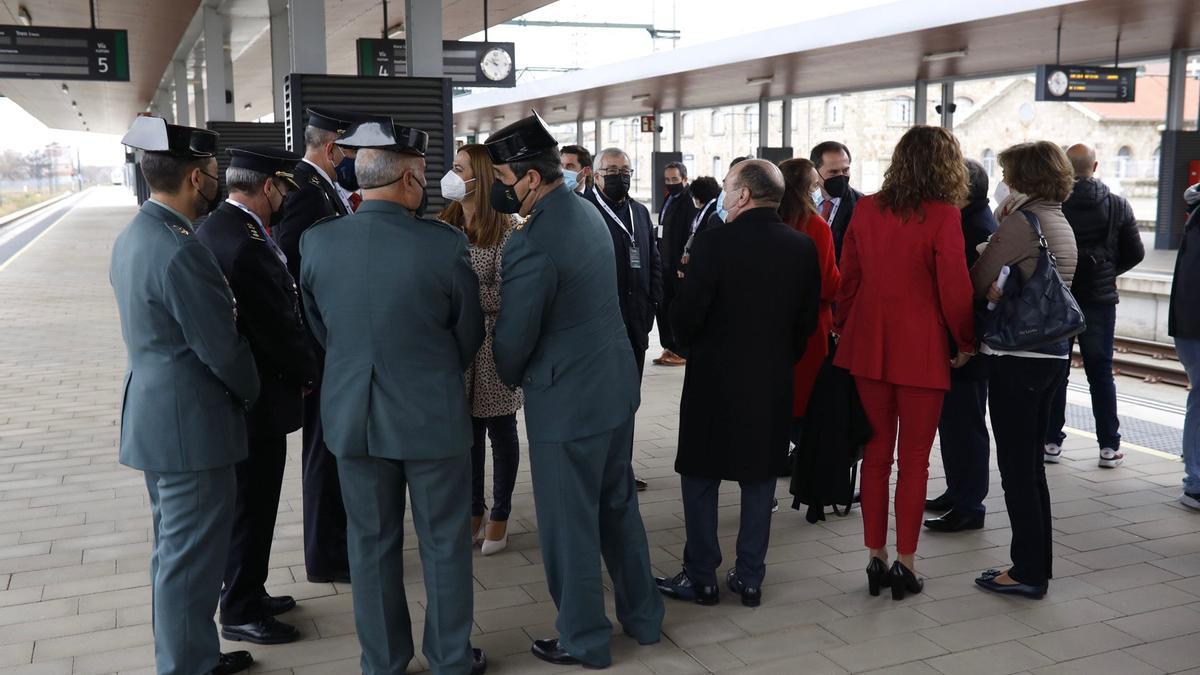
452, 0, 1200, 132
0, 0, 556, 135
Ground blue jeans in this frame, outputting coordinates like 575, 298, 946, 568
1176, 338, 1200, 494
1047, 303, 1120, 450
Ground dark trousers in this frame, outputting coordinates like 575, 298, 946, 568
1047, 303, 1120, 450
680, 474, 776, 587
655, 285, 677, 353
301, 390, 350, 580
220, 434, 286, 625
471, 414, 520, 521
937, 375, 990, 516
990, 355, 1066, 587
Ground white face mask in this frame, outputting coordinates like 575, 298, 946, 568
810, 189, 823, 204
440, 170, 475, 203
993, 180, 1011, 206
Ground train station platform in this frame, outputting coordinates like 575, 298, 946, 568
1, 188, 1199, 674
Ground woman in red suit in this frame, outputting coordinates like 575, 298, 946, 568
779, 158, 841, 427
833, 126, 976, 600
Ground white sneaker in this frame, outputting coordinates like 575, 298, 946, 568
1179, 492, 1200, 511
1043, 444, 1062, 464
1098, 448, 1124, 469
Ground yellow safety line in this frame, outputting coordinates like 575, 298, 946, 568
1062, 425, 1181, 462
0, 197, 78, 274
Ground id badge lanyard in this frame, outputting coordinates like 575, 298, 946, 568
594, 187, 641, 269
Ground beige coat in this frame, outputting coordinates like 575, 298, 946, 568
465, 219, 524, 418
971, 196, 1077, 298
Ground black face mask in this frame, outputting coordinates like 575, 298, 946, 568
666, 183, 686, 197
490, 176, 526, 214
823, 174, 850, 199
335, 155, 359, 192
198, 170, 222, 216
415, 189, 429, 218
603, 173, 631, 202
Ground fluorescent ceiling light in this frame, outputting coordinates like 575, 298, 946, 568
631, 93, 651, 101
922, 49, 967, 62
746, 75, 773, 86
552, 105, 568, 112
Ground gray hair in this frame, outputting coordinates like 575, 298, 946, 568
304, 126, 338, 152
730, 159, 785, 206
356, 148, 421, 189
225, 167, 272, 195
594, 147, 630, 171
665, 161, 688, 179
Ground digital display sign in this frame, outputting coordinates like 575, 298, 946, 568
1036, 64, 1136, 103
357, 39, 516, 88
0, 25, 129, 81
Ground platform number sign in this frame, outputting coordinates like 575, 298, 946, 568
0, 25, 129, 81
357, 38, 516, 88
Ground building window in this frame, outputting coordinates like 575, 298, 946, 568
607, 120, 621, 142
888, 96, 914, 126
683, 153, 695, 178
711, 110, 726, 136
824, 97, 842, 127
982, 149, 997, 176
712, 156, 722, 177
743, 105, 757, 132
1116, 146, 1133, 178
681, 112, 694, 137
1152, 145, 1162, 178
954, 96, 975, 117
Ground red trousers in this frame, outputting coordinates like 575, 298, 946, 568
855, 377, 945, 555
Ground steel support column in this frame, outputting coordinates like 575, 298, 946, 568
594, 119, 602, 154
289, 0, 326, 74
1167, 49, 1188, 131
913, 80, 928, 126
173, 60, 190, 126
192, 48, 206, 127
404, 0, 443, 77
575, 119, 584, 145
781, 99, 793, 150
672, 110, 681, 152
758, 98, 769, 151
652, 108, 661, 154
202, 6, 231, 121
268, 0, 290, 121
940, 82, 955, 130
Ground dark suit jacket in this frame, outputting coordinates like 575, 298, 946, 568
197, 201, 319, 438
273, 160, 348, 286
659, 191, 697, 280
581, 187, 664, 352
829, 187, 864, 263
671, 207, 821, 482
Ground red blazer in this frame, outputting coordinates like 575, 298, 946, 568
833, 196, 975, 391
790, 213, 840, 416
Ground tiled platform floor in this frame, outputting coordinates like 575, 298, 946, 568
1, 188, 1199, 674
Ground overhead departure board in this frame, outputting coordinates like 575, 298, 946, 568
357, 38, 516, 88
0, 25, 129, 81
1036, 64, 1136, 103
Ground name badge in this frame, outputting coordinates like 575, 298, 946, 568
629, 244, 642, 269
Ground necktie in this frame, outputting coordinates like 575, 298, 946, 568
348, 192, 362, 212
820, 199, 834, 222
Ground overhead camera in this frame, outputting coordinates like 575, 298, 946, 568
934, 102, 958, 115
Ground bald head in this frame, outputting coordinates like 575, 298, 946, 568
1066, 144, 1097, 178
722, 158, 785, 222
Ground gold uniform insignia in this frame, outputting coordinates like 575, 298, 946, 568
245, 223, 265, 241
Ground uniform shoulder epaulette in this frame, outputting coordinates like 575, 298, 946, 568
161, 220, 191, 239
243, 221, 265, 242
515, 212, 537, 231
309, 214, 342, 231
308, 175, 323, 188
419, 216, 463, 235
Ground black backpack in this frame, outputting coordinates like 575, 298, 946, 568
981, 210, 1086, 351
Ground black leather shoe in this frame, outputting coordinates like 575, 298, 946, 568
888, 561, 924, 601
923, 509, 984, 532
530, 638, 605, 669
975, 574, 1047, 599
211, 651, 253, 675
655, 570, 719, 605
635, 477, 648, 491
306, 573, 351, 584
924, 492, 953, 512
221, 616, 299, 645
726, 569, 762, 608
260, 594, 297, 616
852, 490, 861, 504
471, 647, 487, 675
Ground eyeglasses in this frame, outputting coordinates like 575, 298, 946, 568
598, 168, 634, 177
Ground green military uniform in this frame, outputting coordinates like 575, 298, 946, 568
299, 119, 484, 675
493, 182, 665, 668
111, 177, 260, 673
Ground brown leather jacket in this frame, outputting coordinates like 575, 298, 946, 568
971, 196, 1077, 298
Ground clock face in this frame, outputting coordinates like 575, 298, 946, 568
1048, 70, 1069, 97
481, 47, 512, 82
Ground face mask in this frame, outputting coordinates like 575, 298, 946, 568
561, 169, 579, 191
267, 181, 286, 215
602, 173, 631, 202
440, 170, 474, 203
666, 183, 686, 197
993, 180, 1011, 205
416, 190, 429, 218
722, 187, 744, 221
490, 175, 527, 214
197, 170, 222, 216
811, 189, 823, 205
823, 174, 850, 199
715, 189, 729, 222
335, 153, 358, 192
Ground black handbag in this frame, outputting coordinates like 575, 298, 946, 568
982, 210, 1086, 351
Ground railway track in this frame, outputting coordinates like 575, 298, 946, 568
1108, 337, 1190, 388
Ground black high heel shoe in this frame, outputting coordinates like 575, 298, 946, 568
888, 561, 924, 601
866, 557, 891, 596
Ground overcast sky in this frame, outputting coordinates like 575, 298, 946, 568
0, 0, 899, 167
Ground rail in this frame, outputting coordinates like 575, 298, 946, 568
1109, 337, 1189, 388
